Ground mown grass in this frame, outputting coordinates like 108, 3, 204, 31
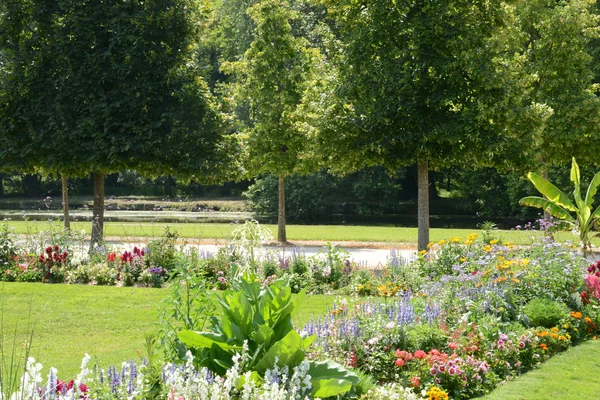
3, 220, 589, 246
478, 339, 600, 399
0, 282, 336, 378
2, 281, 599, 398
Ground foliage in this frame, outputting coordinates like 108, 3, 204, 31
520, 157, 600, 253
178, 272, 358, 397
523, 298, 569, 329
158, 256, 215, 362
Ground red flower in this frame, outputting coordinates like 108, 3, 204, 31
46, 246, 52, 254
410, 376, 421, 387
347, 351, 357, 368
395, 358, 405, 367
414, 350, 427, 359
107, 253, 116, 262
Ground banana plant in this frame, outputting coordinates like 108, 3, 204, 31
520, 158, 600, 255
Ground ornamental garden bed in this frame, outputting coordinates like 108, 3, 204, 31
0, 221, 598, 399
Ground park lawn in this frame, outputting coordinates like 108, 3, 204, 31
478, 339, 600, 399
2, 220, 586, 246
0, 282, 336, 378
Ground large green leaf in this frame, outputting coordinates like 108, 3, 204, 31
254, 330, 306, 374
585, 172, 600, 207
251, 324, 274, 347
226, 292, 253, 336
523, 173, 577, 212
519, 196, 575, 222
571, 157, 581, 187
178, 330, 240, 352
308, 360, 359, 398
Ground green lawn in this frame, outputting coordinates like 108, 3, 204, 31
3, 220, 585, 246
0, 282, 336, 378
1, 281, 599, 398
478, 339, 600, 399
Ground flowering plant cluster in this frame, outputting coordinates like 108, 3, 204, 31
38, 245, 69, 283
1, 349, 320, 400
299, 236, 600, 399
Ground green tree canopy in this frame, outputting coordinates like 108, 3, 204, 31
303, 0, 548, 249
223, 0, 320, 241
0, 0, 236, 244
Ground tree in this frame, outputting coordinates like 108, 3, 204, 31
0, 0, 234, 248
304, 0, 546, 250
512, 0, 600, 167
223, 0, 320, 242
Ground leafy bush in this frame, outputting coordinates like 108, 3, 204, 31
178, 272, 358, 398
523, 298, 569, 328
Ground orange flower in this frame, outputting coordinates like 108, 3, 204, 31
551, 333, 558, 339
537, 331, 549, 337
540, 343, 548, 351
570, 311, 582, 319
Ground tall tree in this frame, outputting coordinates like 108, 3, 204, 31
305, 0, 547, 250
512, 0, 600, 167
224, 0, 320, 242
0, 0, 234, 248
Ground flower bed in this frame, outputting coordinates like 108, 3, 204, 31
1, 220, 600, 399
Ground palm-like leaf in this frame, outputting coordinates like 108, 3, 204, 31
519, 196, 575, 222
585, 172, 600, 207
526, 172, 577, 212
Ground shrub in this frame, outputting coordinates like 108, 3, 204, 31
524, 298, 569, 328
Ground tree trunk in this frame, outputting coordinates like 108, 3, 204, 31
417, 161, 430, 252
90, 172, 105, 252
278, 172, 287, 243
61, 174, 70, 230
0, 173, 4, 197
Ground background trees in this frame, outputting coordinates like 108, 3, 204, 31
302, 0, 548, 250
1, 0, 599, 239
0, 0, 234, 247
223, 0, 320, 242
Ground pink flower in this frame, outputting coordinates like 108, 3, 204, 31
448, 342, 458, 350
430, 367, 438, 376
395, 358, 405, 367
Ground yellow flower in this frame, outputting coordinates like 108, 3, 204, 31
564, 324, 570, 329
464, 240, 474, 245
467, 233, 478, 241
483, 245, 492, 252
495, 277, 507, 283
419, 250, 427, 256
426, 386, 449, 400
459, 257, 467, 263
566, 333, 571, 340
427, 242, 435, 249
450, 236, 462, 243
551, 327, 559, 332
438, 239, 447, 246
511, 278, 520, 283
520, 259, 530, 266
490, 239, 498, 245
